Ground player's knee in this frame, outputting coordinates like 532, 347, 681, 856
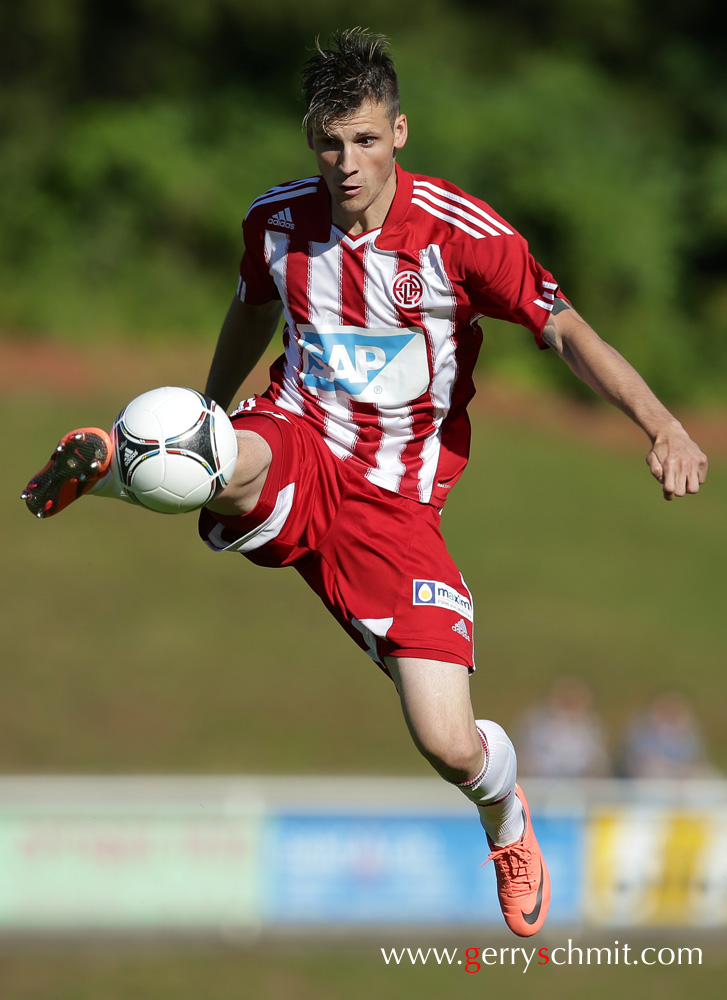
207, 430, 272, 516
415, 731, 483, 783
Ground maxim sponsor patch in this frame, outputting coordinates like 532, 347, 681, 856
412, 579, 473, 622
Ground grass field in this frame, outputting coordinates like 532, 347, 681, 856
1, 339, 725, 998
0, 939, 725, 1000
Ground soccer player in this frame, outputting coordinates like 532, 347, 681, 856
22, 29, 707, 937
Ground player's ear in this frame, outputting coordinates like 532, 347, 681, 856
393, 114, 408, 153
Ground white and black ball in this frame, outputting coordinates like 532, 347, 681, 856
113, 386, 238, 513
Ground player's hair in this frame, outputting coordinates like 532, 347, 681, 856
302, 28, 400, 133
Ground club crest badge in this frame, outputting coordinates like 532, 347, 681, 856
392, 270, 424, 309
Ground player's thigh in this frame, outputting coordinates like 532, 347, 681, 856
386, 655, 481, 776
315, 488, 476, 671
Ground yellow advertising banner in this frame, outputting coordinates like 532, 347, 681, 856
586, 807, 727, 927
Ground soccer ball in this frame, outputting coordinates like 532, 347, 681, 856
113, 386, 238, 513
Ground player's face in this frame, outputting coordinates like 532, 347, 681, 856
308, 100, 408, 236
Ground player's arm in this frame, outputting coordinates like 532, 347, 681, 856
205, 296, 283, 411
541, 300, 708, 500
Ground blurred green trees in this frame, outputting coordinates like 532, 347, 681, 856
1, 0, 725, 403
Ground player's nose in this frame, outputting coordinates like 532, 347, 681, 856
338, 144, 358, 174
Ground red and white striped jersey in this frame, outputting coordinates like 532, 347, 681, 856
237, 163, 561, 508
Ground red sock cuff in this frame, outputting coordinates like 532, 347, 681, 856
456, 725, 488, 789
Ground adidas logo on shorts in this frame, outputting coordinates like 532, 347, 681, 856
268, 207, 295, 230
452, 618, 470, 640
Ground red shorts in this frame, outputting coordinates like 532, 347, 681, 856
198, 396, 475, 674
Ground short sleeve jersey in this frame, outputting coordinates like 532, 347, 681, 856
238, 163, 561, 509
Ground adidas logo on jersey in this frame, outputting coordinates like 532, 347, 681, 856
452, 618, 470, 640
268, 207, 295, 230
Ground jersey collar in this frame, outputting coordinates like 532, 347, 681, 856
377, 162, 414, 246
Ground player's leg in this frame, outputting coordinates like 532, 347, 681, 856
23, 421, 270, 520
205, 430, 271, 517
386, 655, 550, 936
386, 657, 523, 840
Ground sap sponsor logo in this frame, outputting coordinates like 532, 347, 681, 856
296, 324, 429, 404
412, 579, 473, 621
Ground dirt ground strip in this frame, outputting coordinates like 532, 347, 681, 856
2, 335, 724, 457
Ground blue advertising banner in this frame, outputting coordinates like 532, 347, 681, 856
266, 811, 581, 925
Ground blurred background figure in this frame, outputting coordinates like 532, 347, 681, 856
515, 675, 611, 778
620, 690, 713, 779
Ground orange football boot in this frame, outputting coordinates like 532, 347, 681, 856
22, 428, 113, 518
484, 783, 551, 936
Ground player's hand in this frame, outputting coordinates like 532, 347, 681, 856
646, 423, 708, 501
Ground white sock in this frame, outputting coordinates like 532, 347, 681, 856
87, 449, 135, 504
455, 719, 524, 847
